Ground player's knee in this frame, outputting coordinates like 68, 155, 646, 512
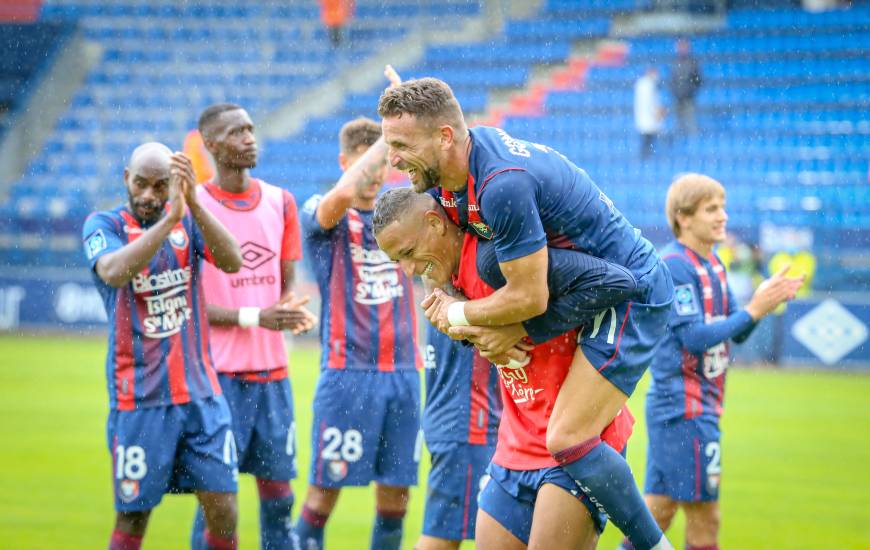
545, 422, 596, 456
305, 485, 340, 514
376, 484, 410, 512
115, 510, 151, 535
685, 502, 720, 540
204, 496, 238, 536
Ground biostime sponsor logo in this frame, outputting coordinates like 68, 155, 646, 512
132, 267, 191, 293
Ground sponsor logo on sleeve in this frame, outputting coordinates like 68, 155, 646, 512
674, 284, 699, 316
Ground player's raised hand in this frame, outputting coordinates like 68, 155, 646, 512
167, 161, 187, 224
746, 264, 806, 321
170, 152, 197, 207
384, 64, 402, 89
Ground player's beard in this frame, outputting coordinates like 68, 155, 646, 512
128, 191, 163, 224
410, 165, 439, 192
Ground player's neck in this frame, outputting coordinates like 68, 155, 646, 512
678, 234, 713, 258
351, 196, 375, 211
440, 135, 472, 192
214, 167, 250, 194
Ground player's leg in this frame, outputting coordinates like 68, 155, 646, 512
373, 484, 411, 550
475, 510, 527, 550
294, 485, 341, 550
620, 496, 679, 550
527, 484, 598, 550
179, 396, 239, 549
295, 370, 383, 549
548, 287, 674, 550
110, 511, 151, 550
246, 377, 298, 550
372, 370, 422, 550
682, 501, 720, 549
108, 407, 180, 550
196, 491, 239, 549
193, 374, 255, 549
417, 442, 494, 549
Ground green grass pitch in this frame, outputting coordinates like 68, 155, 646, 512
1, 335, 869, 549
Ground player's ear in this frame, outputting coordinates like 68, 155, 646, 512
425, 209, 445, 234
123, 167, 130, 187
439, 125, 454, 150
338, 152, 348, 171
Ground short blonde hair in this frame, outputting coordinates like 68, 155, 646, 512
665, 173, 726, 237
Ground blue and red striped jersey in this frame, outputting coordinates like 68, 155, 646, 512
301, 195, 421, 372
422, 323, 501, 446
82, 205, 222, 410
647, 241, 738, 423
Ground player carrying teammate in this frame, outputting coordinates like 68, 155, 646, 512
374, 188, 639, 549
621, 174, 803, 550
377, 77, 675, 550
82, 143, 243, 550
190, 103, 316, 550
292, 65, 421, 550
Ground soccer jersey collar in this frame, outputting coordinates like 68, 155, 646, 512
203, 178, 262, 211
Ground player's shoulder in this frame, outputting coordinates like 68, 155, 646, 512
661, 243, 698, 281
83, 205, 124, 231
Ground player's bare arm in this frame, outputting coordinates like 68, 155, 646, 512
316, 66, 402, 230
174, 152, 243, 273
428, 247, 550, 328
95, 171, 187, 288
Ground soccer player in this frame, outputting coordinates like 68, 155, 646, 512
293, 115, 422, 549
373, 188, 638, 549
81, 143, 243, 550
191, 103, 317, 550
418, 321, 501, 549
624, 174, 803, 550
377, 78, 675, 550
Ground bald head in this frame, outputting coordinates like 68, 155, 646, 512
124, 142, 173, 223
373, 188, 463, 286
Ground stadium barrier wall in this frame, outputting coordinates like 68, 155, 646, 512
0, 272, 867, 367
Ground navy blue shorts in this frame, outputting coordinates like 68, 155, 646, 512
579, 260, 673, 397
218, 373, 296, 480
309, 369, 421, 488
423, 441, 496, 541
106, 395, 238, 512
478, 463, 607, 545
645, 416, 722, 502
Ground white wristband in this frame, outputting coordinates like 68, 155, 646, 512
447, 301, 470, 327
238, 307, 261, 328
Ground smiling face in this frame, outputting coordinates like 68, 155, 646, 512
381, 114, 444, 192
375, 207, 461, 286
678, 193, 728, 247
204, 108, 258, 169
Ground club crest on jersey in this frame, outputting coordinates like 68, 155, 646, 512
85, 229, 107, 259
469, 221, 493, 240
169, 228, 188, 249
118, 479, 139, 503
327, 460, 348, 482
674, 284, 699, 316
707, 473, 720, 493
348, 218, 364, 234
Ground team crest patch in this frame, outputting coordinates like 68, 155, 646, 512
169, 228, 189, 249
469, 221, 493, 240
327, 460, 348, 482
118, 479, 139, 503
674, 284, 699, 316
85, 229, 107, 259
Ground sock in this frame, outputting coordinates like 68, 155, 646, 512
686, 545, 719, 550
202, 529, 238, 550
191, 505, 207, 550
619, 537, 636, 550
554, 437, 669, 550
109, 530, 143, 550
370, 509, 405, 550
293, 505, 330, 550
257, 479, 295, 550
